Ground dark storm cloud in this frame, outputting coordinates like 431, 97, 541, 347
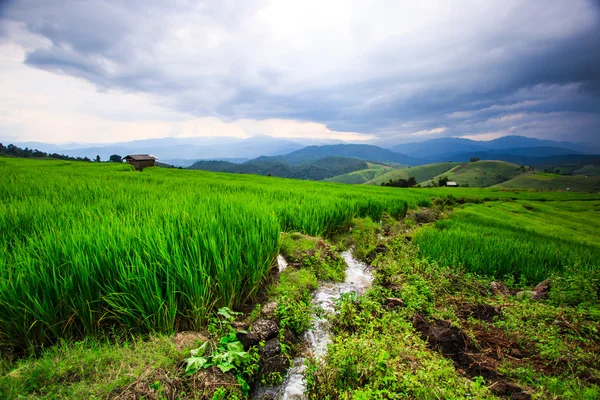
2, 0, 599, 143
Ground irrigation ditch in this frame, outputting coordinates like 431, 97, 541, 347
251, 250, 374, 399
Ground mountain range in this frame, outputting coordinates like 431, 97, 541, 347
4, 135, 600, 173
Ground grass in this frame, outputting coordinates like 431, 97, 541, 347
423, 160, 525, 187
0, 335, 188, 398
414, 200, 600, 283
366, 162, 460, 186
494, 172, 600, 193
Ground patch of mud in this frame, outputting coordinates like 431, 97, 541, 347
112, 366, 241, 400
412, 208, 441, 224
173, 332, 208, 351
458, 303, 502, 322
412, 314, 530, 399
365, 243, 389, 265
110, 368, 185, 400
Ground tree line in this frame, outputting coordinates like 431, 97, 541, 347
381, 176, 417, 187
0, 143, 92, 162
0, 143, 126, 164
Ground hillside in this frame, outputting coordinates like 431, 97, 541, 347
423, 160, 524, 187
493, 172, 600, 193
322, 163, 394, 184
188, 156, 368, 180
284, 144, 423, 166
365, 162, 461, 186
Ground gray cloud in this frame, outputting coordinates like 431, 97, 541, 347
1, 0, 600, 144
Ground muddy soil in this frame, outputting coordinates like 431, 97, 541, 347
413, 313, 530, 399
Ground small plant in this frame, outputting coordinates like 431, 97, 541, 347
208, 307, 242, 336
261, 371, 283, 386
275, 294, 312, 335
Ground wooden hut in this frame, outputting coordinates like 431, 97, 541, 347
123, 154, 157, 171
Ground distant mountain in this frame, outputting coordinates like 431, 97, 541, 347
283, 144, 424, 166
188, 156, 369, 180
481, 135, 595, 153
390, 138, 486, 159
6, 136, 340, 161
389, 135, 599, 159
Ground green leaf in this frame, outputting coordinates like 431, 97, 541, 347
185, 356, 208, 375
189, 341, 208, 357
217, 362, 236, 373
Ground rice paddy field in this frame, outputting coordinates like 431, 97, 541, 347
415, 200, 600, 283
1, 157, 599, 353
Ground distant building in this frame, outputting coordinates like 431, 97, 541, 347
123, 154, 157, 171
446, 181, 458, 187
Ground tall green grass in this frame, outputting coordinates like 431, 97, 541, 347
414, 200, 600, 283
0, 158, 415, 350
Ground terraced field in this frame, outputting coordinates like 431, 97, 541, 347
422, 160, 525, 187
494, 171, 600, 192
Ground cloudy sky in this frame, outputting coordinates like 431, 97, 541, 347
1, 0, 599, 145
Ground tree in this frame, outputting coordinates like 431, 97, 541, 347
95, 155, 101, 162
407, 176, 417, 187
438, 176, 449, 187
470, 156, 480, 162
109, 154, 122, 163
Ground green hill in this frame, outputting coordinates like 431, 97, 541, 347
423, 160, 524, 187
366, 162, 460, 186
493, 172, 600, 192
322, 163, 394, 184
188, 156, 368, 180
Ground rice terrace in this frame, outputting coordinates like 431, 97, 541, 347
2, 0, 600, 399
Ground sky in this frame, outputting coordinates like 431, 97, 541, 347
0, 0, 599, 145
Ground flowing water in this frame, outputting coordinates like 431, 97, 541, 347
252, 250, 373, 399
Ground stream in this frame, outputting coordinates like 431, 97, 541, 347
252, 250, 373, 399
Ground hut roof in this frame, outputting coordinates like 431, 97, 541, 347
124, 154, 157, 161
446, 181, 458, 186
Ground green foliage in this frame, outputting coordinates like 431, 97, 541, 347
306, 301, 490, 399
185, 339, 251, 375
280, 233, 346, 281
350, 217, 381, 261
260, 371, 283, 386
275, 294, 312, 335
550, 269, 599, 307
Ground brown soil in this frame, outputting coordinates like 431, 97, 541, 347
110, 366, 240, 400
173, 332, 208, 351
413, 314, 531, 399
457, 303, 502, 322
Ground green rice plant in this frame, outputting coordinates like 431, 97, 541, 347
414, 201, 600, 282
